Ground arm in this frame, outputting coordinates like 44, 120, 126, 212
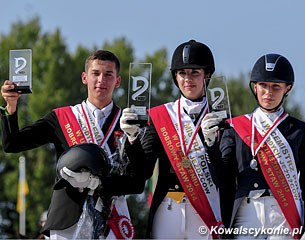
296, 121, 305, 229
1, 109, 57, 153
1, 80, 57, 152
100, 123, 160, 196
219, 128, 237, 228
120, 108, 162, 180
127, 122, 161, 180
97, 118, 161, 197
99, 143, 146, 196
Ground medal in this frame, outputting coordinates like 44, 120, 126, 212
182, 158, 190, 168
250, 110, 288, 173
250, 158, 258, 171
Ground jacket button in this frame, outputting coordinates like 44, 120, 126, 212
254, 183, 258, 188
175, 185, 179, 190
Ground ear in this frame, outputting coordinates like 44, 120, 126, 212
285, 84, 292, 95
81, 72, 87, 85
253, 83, 258, 93
115, 76, 121, 88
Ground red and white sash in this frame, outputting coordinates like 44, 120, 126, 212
54, 102, 134, 239
149, 99, 223, 239
232, 109, 303, 238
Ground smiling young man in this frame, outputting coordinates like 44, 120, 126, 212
1, 50, 144, 239
219, 53, 305, 239
82, 53, 121, 109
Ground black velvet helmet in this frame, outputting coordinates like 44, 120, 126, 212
54, 143, 110, 190
170, 40, 215, 87
250, 53, 294, 112
250, 53, 294, 85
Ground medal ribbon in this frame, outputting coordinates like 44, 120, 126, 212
80, 102, 121, 149
250, 111, 288, 158
80, 103, 95, 142
177, 99, 208, 155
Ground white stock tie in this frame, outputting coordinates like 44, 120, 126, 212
95, 110, 105, 129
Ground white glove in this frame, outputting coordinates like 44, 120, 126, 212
60, 167, 101, 190
120, 108, 140, 142
201, 113, 223, 147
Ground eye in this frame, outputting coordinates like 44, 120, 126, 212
176, 71, 186, 77
272, 85, 282, 91
105, 72, 116, 78
191, 70, 201, 77
91, 70, 100, 76
259, 83, 266, 87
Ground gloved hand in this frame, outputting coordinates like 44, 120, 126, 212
60, 167, 101, 190
120, 108, 140, 142
201, 113, 223, 147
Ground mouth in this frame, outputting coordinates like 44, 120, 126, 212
262, 98, 275, 104
96, 86, 107, 91
263, 97, 273, 101
184, 85, 195, 90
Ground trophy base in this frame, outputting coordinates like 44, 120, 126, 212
11, 86, 32, 94
126, 119, 148, 126
211, 120, 232, 130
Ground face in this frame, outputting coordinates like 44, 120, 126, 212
254, 82, 291, 112
82, 59, 121, 108
175, 68, 209, 100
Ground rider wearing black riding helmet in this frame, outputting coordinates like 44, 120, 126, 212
249, 53, 294, 112
219, 53, 305, 239
120, 40, 226, 239
170, 39, 215, 89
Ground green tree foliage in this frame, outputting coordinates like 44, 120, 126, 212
0, 17, 303, 238
226, 73, 257, 116
141, 49, 178, 107
0, 17, 74, 237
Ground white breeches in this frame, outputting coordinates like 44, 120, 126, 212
234, 196, 292, 239
151, 196, 212, 239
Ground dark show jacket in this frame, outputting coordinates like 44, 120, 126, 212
125, 116, 224, 238
0, 104, 145, 235
219, 114, 305, 227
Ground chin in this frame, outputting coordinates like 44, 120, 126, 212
262, 104, 271, 108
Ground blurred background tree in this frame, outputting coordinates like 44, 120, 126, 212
0, 17, 303, 238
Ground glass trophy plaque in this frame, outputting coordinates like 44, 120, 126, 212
205, 76, 233, 128
9, 49, 32, 94
128, 63, 152, 126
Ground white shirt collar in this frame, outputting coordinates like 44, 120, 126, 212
257, 106, 284, 122
180, 95, 207, 115
86, 99, 113, 119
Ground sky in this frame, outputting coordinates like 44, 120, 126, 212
1, 0, 305, 114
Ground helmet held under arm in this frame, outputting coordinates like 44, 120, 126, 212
54, 143, 111, 190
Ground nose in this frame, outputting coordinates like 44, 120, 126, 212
265, 85, 273, 94
98, 74, 104, 83
184, 73, 193, 81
